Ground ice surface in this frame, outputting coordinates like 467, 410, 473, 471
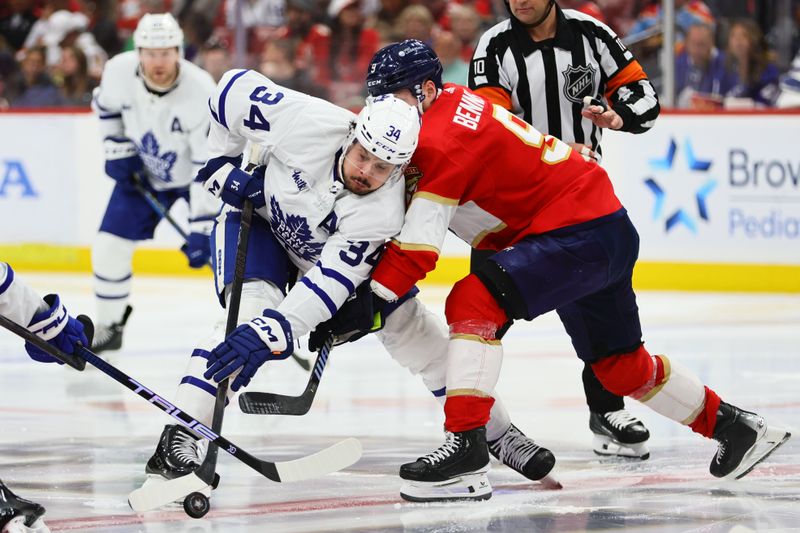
1, 274, 797, 532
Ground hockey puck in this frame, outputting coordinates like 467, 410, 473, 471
183, 492, 211, 519
582, 96, 607, 112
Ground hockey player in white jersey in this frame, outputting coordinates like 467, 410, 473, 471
0, 262, 92, 533
139, 71, 422, 491
90, 13, 218, 354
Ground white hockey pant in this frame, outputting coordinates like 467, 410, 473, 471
377, 298, 511, 440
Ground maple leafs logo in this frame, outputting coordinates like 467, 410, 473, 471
269, 196, 324, 261
138, 131, 177, 183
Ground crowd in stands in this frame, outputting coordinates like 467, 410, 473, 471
1, 0, 799, 110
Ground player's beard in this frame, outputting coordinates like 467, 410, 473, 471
141, 63, 180, 92
344, 174, 373, 196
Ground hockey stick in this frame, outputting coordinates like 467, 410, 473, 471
238, 336, 332, 416
0, 314, 361, 487
130, 198, 253, 512
0, 314, 86, 371
130, 172, 192, 243
128, 201, 359, 512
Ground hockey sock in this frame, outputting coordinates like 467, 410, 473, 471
592, 346, 715, 434
92, 232, 135, 325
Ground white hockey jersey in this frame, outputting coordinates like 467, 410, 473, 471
207, 69, 406, 337
92, 51, 216, 191
0, 263, 47, 327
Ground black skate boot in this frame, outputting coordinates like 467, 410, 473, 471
399, 426, 491, 502
590, 409, 650, 459
710, 402, 791, 479
92, 305, 132, 354
141, 424, 217, 502
145, 424, 206, 480
0, 480, 46, 532
488, 424, 556, 482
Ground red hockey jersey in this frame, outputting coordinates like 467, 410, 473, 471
372, 84, 623, 298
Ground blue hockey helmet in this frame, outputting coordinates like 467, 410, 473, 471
366, 39, 443, 102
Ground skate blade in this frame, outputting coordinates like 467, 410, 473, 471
592, 435, 650, 460
129, 474, 210, 512
540, 474, 563, 490
400, 473, 492, 503
727, 425, 792, 480
2, 516, 51, 533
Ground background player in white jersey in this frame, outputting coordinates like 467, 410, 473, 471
90, 13, 218, 354
0, 262, 91, 533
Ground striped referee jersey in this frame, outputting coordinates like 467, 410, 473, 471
469, 7, 659, 157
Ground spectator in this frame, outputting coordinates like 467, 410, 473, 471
278, 0, 324, 40
259, 38, 324, 96
433, 30, 469, 85
197, 39, 232, 83
369, 0, 406, 43
180, 11, 214, 62
723, 19, 780, 108
8, 46, 66, 107
396, 4, 436, 45
23, 8, 89, 66
0, 0, 38, 51
448, 3, 481, 62
629, 0, 715, 41
87, 0, 123, 57
298, 0, 379, 109
675, 23, 735, 109
775, 48, 800, 108
53, 43, 96, 106
559, 0, 606, 23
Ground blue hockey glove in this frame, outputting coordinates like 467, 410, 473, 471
103, 137, 143, 184
25, 294, 89, 364
181, 231, 211, 268
181, 216, 214, 268
204, 309, 294, 391
198, 154, 265, 210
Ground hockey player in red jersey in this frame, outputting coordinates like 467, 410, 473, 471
365, 39, 791, 502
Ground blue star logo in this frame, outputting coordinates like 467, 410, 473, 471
644, 138, 716, 234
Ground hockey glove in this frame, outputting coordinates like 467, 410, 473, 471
198, 154, 266, 210
204, 309, 294, 391
103, 137, 143, 184
25, 294, 90, 364
181, 218, 213, 268
308, 281, 386, 352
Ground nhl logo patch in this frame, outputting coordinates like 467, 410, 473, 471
562, 64, 596, 104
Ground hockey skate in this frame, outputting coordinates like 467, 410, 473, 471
141, 424, 216, 501
0, 481, 49, 533
487, 424, 561, 488
710, 402, 791, 480
590, 409, 650, 459
399, 426, 492, 502
92, 305, 132, 354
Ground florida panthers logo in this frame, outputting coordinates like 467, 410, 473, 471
562, 65, 597, 105
269, 196, 324, 262
138, 132, 177, 183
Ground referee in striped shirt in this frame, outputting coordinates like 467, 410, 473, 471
469, 0, 660, 460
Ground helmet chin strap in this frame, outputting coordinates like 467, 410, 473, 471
516, 0, 555, 29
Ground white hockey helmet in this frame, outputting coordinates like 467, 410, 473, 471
354, 94, 421, 168
133, 13, 183, 50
